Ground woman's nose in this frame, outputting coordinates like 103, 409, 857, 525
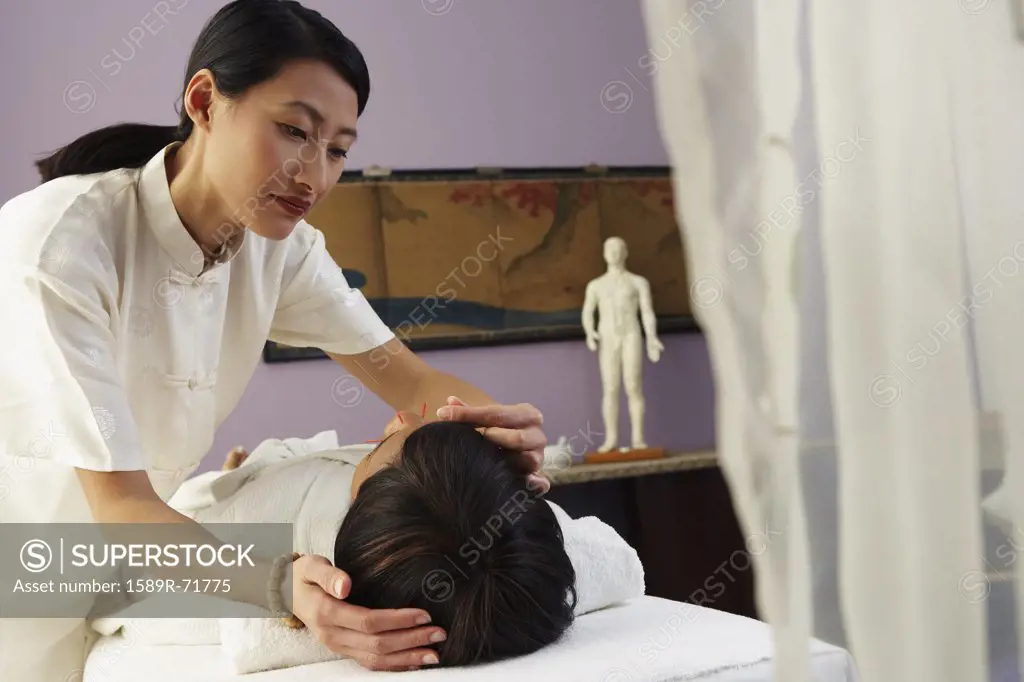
293, 148, 332, 197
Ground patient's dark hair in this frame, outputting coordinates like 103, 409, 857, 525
35, 0, 370, 182
334, 421, 577, 667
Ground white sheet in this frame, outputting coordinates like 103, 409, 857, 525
84, 596, 857, 682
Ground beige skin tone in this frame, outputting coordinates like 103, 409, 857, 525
350, 410, 427, 499
74, 59, 550, 672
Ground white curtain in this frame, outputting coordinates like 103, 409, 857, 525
640, 0, 1024, 680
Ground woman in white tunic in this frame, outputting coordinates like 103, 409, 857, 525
0, 2, 549, 679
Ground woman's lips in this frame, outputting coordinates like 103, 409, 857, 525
273, 195, 310, 217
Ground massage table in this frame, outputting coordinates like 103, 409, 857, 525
84, 595, 857, 681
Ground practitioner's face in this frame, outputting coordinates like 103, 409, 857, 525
350, 411, 427, 500
205, 59, 359, 242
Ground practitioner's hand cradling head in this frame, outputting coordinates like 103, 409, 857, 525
288, 553, 444, 672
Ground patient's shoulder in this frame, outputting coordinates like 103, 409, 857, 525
309, 445, 375, 467
194, 457, 331, 524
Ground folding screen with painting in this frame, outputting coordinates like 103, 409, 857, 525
263, 169, 693, 361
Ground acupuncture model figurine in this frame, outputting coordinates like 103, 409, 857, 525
582, 237, 665, 456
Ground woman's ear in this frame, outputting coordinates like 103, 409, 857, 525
182, 68, 218, 134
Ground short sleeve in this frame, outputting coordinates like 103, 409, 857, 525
269, 223, 395, 355
0, 262, 147, 472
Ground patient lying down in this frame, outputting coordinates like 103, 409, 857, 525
92, 413, 644, 676
334, 412, 578, 667
214, 410, 579, 669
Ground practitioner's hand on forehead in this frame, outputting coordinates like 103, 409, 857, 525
435, 396, 550, 494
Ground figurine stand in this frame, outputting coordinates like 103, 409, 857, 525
582, 447, 666, 465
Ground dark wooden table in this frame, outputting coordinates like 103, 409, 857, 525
542, 451, 760, 620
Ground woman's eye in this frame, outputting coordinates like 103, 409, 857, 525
279, 123, 307, 140
279, 124, 346, 160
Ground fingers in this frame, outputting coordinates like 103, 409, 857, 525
478, 425, 547, 454
523, 449, 544, 472
330, 643, 441, 671
481, 443, 547, 484
436, 399, 550, 485
295, 556, 445, 672
500, 448, 543, 474
528, 473, 551, 495
297, 557, 434, 631
437, 401, 543, 429
311, 602, 444, 671
325, 621, 446, 657
328, 601, 434, 633
299, 555, 350, 599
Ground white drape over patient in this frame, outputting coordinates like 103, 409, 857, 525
640, 0, 1024, 680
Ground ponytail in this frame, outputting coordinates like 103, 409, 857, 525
34, 123, 186, 183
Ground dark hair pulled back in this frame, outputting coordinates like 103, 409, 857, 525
35, 0, 369, 183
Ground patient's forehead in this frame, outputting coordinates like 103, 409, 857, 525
378, 406, 432, 441
365, 420, 418, 471
356, 406, 439, 487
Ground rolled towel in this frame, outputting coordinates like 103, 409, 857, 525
91, 611, 220, 646
220, 615, 339, 673
547, 501, 646, 616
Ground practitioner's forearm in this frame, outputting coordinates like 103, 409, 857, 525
410, 369, 496, 416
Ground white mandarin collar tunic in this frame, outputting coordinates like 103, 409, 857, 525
0, 142, 393, 682
0, 142, 395, 524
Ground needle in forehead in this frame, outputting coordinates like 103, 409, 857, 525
367, 410, 404, 443
366, 404, 434, 445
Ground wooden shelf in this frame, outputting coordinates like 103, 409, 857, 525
544, 449, 717, 486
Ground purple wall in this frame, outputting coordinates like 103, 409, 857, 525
0, 0, 714, 471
